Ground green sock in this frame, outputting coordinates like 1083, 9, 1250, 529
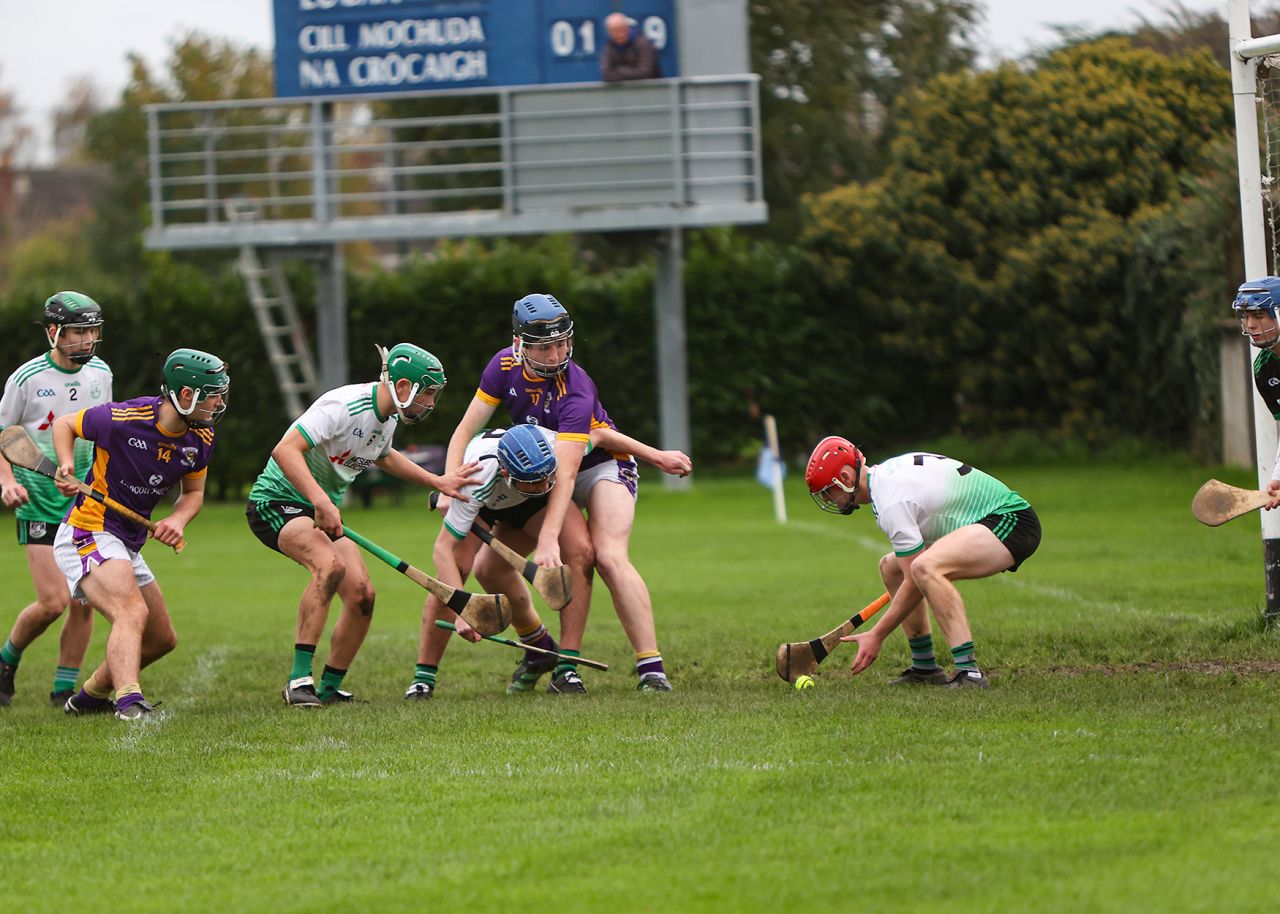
318, 664, 347, 698
414, 664, 437, 686
52, 666, 79, 693
1, 638, 23, 666
291, 643, 316, 680
554, 649, 580, 678
908, 635, 939, 671
951, 641, 978, 671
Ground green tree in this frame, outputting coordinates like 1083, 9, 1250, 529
804, 38, 1234, 445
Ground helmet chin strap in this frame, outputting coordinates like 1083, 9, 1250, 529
377, 343, 428, 424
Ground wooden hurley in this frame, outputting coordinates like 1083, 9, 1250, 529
427, 491, 573, 612
435, 619, 608, 671
0, 425, 185, 554
1191, 479, 1273, 527
342, 524, 510, 635
469, 524, 572, 612
774, 592, 892, 683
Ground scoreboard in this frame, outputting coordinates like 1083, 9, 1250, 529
273, 0, 680, 97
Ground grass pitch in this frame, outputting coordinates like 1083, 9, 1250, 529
2, 460, 1280, 913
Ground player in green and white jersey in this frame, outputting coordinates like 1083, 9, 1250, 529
805, 437, 1042, 689
245, 344, 480, 707
0, 292, 111, 707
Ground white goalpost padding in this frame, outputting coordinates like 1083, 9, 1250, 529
1230, 0, 1280, 618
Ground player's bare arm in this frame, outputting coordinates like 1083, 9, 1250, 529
51, 413, 82, 496
589, 425, 691, 477
534, 438, 586, 568
375, 449, 481, 501
271, 428, 343, 537
844, 553, 925, 675
446, 396, 497, 473
153, 474, 206, 547
429, 524, 482, 642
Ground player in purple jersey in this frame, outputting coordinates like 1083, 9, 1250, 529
51, 348, 228, 720
444, 293, 691, 692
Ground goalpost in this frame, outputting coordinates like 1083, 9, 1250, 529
1231, 0, 1280, 619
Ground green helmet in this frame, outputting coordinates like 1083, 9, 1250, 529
160, 348, 230, 428
43, 291, 104, 364
377, 343, 446, 424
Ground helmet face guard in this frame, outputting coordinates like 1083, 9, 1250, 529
43, 291, 104, 365
378, 343, 446, 425
805, 436, 865, 515
1234, 277, 1280, 349
497, 425, 557, 495
512, 294, 574, 379
160, 348, 230, 428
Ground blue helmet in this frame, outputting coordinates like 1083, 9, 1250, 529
497, 425, 557, 487
512, 293, 574, 378
1234, 277, 1280, 348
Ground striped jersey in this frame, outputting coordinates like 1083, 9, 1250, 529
868, 453, 1031, 557
442, 426, 566, 539
475, 347, 622, 471
0, 352, 112, 523
248, 383, 397, 506
65, 395, 215, 551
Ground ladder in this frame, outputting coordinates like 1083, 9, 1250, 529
226, 201, 320, 417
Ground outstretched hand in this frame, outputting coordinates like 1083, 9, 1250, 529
1265, 479, 1280, 511
452, 614, 483, 643
840, 630, 883, 675
434, 461, 483, 501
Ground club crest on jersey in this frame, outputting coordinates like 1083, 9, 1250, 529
29, 522, 46, 539
90, 383, 103, 400
180, 447, 198, 467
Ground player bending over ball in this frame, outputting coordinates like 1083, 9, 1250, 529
804, 436, 1041, 689
1232, 276, 1280, 510
0, 292, 111, 707
245, 344, 480, 708
56, 349, 228, 720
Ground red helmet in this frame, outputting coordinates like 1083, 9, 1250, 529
805, 436, 864, 514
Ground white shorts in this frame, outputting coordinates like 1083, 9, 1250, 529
572, 456, 639, 507
54, 524, 155, 601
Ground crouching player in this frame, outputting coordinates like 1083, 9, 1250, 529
407, 423, 589, 698
56, 349, 228, 720
804, 436, 1041, 689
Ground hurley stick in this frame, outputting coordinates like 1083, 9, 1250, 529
434, 619, 609, 671
774, 592, 892, 683
342, 524, 510, 635
0, 426, 185, 554
1192, 479, 1273, 526
427, 491, 573, 612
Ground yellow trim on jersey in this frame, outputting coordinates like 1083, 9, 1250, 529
500, 357, 518, 371
554, 375, 567, 396
521, 368, 542, 383
557, 432, 590, 444
66, 449, 110, 531
475, 388, 501, 406
183, 467, 209, 480
73, 408, 87, 437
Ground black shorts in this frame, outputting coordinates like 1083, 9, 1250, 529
16, 518, 59, 546
978, 506, 1041, 572
245, 500, 331, 553
478, 493, 550, 531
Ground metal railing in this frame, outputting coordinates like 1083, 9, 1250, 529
144, 76, 765, 249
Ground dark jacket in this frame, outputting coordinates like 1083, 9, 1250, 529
601, 31, 661, 82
